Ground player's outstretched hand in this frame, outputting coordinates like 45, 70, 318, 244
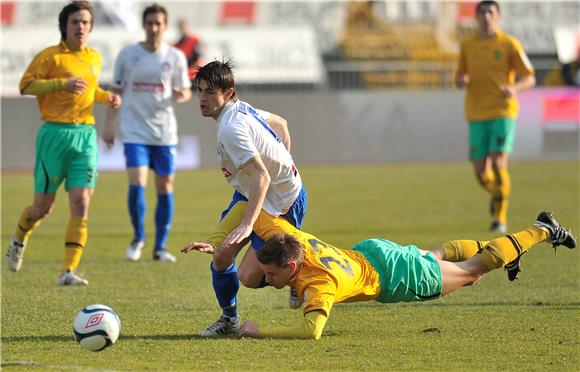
237, 321, 259, 338
222, 224, 252, 251
181, 241, 214, 254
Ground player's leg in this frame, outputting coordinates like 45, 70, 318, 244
460, 212, 575, 283
8, 193, 56, 272
151, 145, 176, 262
469, 121, 495, 194
124, 144, 149, 261
488, 118, 516, 233
199, 194, 247, 337
8, 123, 65, 272
58, 187, 92, 285
238, 247, 266, 288
431, 239, 489, 261
58, 125, 98, 286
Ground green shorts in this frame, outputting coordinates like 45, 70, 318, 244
469, 117, 516, 160
34, 122, 98, 193
352, 239, 442, 303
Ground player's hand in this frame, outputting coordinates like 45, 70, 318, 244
107, 93, 122, 109
172, 88, 190, 103
221, 224, 252, 251
237, 321, 259, 338
500, 84, 516, 98
181, 241, 214, 254
66, 77, 88, 95
102, 126, 115, 149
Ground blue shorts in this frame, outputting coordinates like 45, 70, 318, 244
221, 186, 308, 250
123, 143, 176, 176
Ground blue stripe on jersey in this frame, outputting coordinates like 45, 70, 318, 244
238, 102, 281, 143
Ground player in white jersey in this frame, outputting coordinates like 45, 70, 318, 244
103, 4, 191, 263
188, 60, 308, 337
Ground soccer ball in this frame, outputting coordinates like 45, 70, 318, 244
73, 304, 121, 351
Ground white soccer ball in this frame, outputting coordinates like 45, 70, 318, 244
73, 304, 121, 351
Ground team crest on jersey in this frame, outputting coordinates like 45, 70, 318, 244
221, 168, 232, 177
494, 50, 502, 60
162, 62, 171, 71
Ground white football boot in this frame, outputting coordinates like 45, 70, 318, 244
125, 239, 145, 261
6, 237, 26, 272
57, 270, 89, 286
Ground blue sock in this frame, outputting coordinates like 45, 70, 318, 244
211, 262, 239, 318
128, 185, 146, 241
154, 192, 173, 251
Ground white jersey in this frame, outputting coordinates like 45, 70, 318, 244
112, 42, 191, 145
217, 100, 302, 216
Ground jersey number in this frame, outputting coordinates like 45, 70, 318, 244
308, 239, 354, 276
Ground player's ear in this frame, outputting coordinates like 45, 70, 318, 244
289, 261, 298, 273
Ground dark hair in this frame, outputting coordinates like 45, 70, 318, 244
195, 60, 236, 94
258, 234, 304, 267
476, 1, 500, 14
143, 4, 168, 25
58, 1, 93, 40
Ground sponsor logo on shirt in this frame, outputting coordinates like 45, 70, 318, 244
132, 82, 164, 93
162, 62, 171, 71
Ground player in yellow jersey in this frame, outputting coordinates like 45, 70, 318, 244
456, 1, 535, 236
182, 202, 575, 339
6, 1, 121, 286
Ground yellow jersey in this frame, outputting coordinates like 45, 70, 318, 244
457, 31, 534, 121
19, 41, 109, 125
254, 212, 381, 318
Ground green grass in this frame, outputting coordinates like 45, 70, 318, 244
2, 160, 579, 371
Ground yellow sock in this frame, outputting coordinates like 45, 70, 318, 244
206, 201, 247, 250
476, 226, 548, 270
441, 239, 490, 262
62, 216, 88, 273
14, 207, 43, 242
495, 168, 511, 225
479, 169, 496, 194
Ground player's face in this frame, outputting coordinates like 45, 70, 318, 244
476, 4, 500, 35
66, 10, 92, 50
197, 79, 234, 120
144, 12, 167, 44
260, 262, 295, 289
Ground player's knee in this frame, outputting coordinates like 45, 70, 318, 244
237, 270, 262, 288
212, 250, 233, 271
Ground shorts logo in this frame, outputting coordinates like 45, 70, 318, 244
87, 168, 94, 183
85, 313, 103, 328
52, 176, 58, 184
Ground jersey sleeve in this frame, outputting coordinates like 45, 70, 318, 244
220, 121, 260, 168
19, 49, 53, 93
510, 38, 535, 77
111, 48, 126, 90
300, 276, 337, 318
173, 49, 192, 89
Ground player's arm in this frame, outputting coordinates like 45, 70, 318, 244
455, 41, 469, 88
102, 88, 123, 148
501, 39, 536, 97
221, 156, 270, 250
238, 310, 328, 340
181, 201, 247, 255
267, 114, 291, 152
173, 49, 193, 103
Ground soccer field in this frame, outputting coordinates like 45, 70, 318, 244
2, 160, 579, 370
